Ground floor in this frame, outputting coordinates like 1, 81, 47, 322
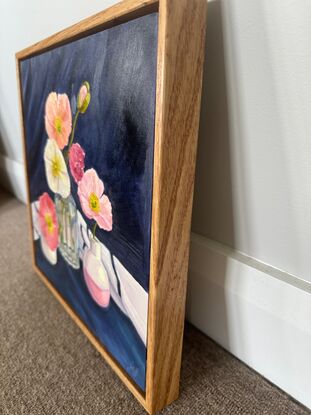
0, 188, 309, 415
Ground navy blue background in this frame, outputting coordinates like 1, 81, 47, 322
20, 13, 158, 391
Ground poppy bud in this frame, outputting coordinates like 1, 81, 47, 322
77, 81, 91, 113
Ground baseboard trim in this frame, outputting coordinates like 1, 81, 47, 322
0, 153, 26, 203
187, 233, 311, 410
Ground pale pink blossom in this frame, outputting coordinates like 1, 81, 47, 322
45, 92, 72, 150
78, 85, 87, 106
77, 81, 90, 113
78, 169, 113, 231
69, 143, 85, 183
38, 192, 59, 251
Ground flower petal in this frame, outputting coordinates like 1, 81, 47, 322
43, 137, 56, 163
78, 190, 95, 219
95, 195, 113, 231
78, 169, 111, 225
44, 139, 70, 197
44, 92, 72, 149
45, 92, 58, 119
38, 192, 59, 251
78, 170, 91, 198
58, 171, 71, 198
89, 168, 104, 197
69, 143, 85, 183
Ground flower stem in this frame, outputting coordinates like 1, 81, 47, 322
92, 222, 98, 239
68, 110, 79, 150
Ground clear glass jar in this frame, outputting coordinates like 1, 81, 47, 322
55, 194, 80, 269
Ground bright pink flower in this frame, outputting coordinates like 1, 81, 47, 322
69, 143, 85, 183
38, 192, 59, 251
78, 169, 113, 231
45, 92, 72, 150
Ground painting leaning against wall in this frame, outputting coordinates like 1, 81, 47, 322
20, 13, 159, 392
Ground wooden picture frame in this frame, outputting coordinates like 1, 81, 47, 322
16, 0, 206, 413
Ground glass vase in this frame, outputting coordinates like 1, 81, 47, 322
55, 194, 80, 270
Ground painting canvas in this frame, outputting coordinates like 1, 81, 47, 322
19, 13, 159, 392
17, 1, 206, 412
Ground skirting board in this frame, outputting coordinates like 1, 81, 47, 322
0, 153, 26, 203
186, 233, 311, 410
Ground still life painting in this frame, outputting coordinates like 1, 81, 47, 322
19, 13, 159, 392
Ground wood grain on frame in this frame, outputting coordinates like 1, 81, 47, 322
146, 0, 207, 412
16, 0, 207, 413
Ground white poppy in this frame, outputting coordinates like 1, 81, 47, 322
44, 138, 70, 198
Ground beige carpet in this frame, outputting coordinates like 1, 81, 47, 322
0, 188, 309, 415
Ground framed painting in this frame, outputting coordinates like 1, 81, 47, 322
16, 0, 206, 413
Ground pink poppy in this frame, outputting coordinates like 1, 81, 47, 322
78, 169, 113, 231
38, 192, 59, 251
45, 92, 72, 150
69, 143, 85, 183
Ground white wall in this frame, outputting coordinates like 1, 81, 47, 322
190, 0, 311, 409
1, 0, 311, 410
193, 0, 311, 284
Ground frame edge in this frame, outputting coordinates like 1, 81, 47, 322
146, 0, 207, 413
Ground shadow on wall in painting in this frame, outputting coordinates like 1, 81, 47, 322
186, 0, 234, 375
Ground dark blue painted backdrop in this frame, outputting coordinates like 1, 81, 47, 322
20, 13, 158, 391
